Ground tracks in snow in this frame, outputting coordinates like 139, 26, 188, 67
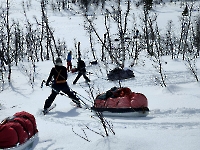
38, 107, 200, 130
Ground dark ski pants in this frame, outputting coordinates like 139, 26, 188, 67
73, 71, 90, 84
44, 82, 80, 109
67, 61, 72, 72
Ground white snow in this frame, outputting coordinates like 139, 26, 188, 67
0, 0, 200, 150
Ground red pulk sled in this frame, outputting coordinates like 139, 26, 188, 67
0, 111, 38, 150
91, 87, 149, 117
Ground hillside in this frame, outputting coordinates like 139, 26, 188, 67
0, 0, 200, 150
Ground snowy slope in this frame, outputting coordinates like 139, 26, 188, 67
1, 0, 200, 150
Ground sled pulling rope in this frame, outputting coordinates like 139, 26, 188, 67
41, 80, 91, 110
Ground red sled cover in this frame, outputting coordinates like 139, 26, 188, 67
94, 87, 148, 109
0, 111, 38, 149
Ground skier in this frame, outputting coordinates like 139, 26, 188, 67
66, 51, 72, 72
43, 57, 81, 114
73, 57, 90, 84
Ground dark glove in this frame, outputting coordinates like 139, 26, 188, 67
46, 82, 49, 86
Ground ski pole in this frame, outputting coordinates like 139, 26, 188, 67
89, 73, 108, 81
41, 80, 91, 109
71, 89, 93, 103
86, 71, 93, 75
51, 87, 83, 106
49, 85, 90, 108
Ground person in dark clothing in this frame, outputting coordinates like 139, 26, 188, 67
43, 58, 81, 113
73, 58, 90, 84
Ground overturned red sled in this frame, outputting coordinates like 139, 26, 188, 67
91, 87, 149, 117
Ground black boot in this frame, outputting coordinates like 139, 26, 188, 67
43, 109, 48, 115
72, 98, 81, 108
76, 103, 82, 108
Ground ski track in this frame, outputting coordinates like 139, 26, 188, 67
52, 65, 200, 130
37, 107, 200, 131
84, 64, 196, 88
1, 63, 199, 133
121, 71, 195, 87
0, 61, 195, 93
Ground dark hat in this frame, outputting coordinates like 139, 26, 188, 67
55, 57, 63, 66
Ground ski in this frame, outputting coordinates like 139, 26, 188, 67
76, 80, 91, 87
43, 103, 56, 115
70, 102, 80, 107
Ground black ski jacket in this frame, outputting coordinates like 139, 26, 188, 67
46, 65, 67, 84
77, 60, 86, 72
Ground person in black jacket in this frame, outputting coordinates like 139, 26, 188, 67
43, 58, 81, 113
73, 57, 90, 84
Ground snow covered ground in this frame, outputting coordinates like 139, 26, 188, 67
1, 0, 200, 150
